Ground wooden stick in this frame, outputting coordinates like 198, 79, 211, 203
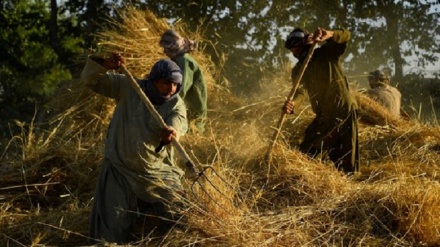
265, 42, 318, 163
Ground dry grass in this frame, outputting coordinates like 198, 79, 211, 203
1, 7, 440, 247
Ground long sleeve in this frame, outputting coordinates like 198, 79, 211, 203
320, 28, 351, 59
80, 57, 127, 100
175, 54, 208, 120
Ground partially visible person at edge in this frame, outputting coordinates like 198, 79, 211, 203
283, 27, 359, 174
366, 69, 402, 117
159, 29, 208, 133
81, 53, 192, 244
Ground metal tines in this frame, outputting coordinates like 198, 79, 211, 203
185, 162, 244, 213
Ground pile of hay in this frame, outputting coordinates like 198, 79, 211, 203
1, 7, 440, 246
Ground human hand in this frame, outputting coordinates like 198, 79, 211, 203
160, 126, 177, 145
283, 100, 295, 114
101, 53, 125, 70
313, 27, 334, 42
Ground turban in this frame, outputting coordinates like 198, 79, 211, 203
148, 59, 183, 85
159, 29, 196, 58
285, 28, 309, 49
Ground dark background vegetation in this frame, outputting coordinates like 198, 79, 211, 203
1, 0, 440, 139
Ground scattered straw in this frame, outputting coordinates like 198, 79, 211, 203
1, 7, 440, 247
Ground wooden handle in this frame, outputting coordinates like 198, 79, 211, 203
265, 42, 318, 162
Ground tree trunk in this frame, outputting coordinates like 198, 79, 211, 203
392, 46, 405, 80
381, 0, 405, 80
49, 0, 62, 57
85, 0, 104, 46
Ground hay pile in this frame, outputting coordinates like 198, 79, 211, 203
1, 7, 440, 246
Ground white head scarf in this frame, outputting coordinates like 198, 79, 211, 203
159, 29, 196, 59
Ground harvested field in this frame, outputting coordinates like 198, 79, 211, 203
1, 7, 439, 247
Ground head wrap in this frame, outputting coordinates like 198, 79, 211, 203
368, 69, 390, 88
148, 59, 183, 85
159, 29, 196, 59
285, 28, 309, 49
140, 59, 183, 105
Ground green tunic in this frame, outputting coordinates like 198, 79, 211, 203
292, 29, 359, 173
174, 53, 208, 132
81, 58, 187, 243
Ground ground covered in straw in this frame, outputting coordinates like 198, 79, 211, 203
1, 7, 440, 247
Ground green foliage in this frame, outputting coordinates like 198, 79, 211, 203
0, 0, 81, 123
1, 0, 439, 125
346, 0, 440, 79
134, 0, 439, 94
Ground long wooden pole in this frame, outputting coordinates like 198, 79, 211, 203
265, 42, 317, 163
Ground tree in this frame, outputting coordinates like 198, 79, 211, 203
133, 0, 309, 94
0, 0, 83, 124
60, 0, 113, 48
133, 1, 439, 84
2, 0, 438, 127
349, 0, 440, 80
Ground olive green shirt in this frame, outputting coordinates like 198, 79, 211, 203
292, 28, 358, 149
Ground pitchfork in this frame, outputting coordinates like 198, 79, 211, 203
119, 63, 242, 212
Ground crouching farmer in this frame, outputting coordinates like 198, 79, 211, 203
81, 53, 189, 244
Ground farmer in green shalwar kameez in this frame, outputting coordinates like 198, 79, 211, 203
81, 54, 189, 244
160, 29, 208, 133
283, 27, 359, 173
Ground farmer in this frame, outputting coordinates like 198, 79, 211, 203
160, 29, 208, 133
81, 53, 189, 244
366, 69, 401, 117
283, 27, 359, 174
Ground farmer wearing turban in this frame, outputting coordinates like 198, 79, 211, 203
283, 27, 359, 174
366, 69, 402, 117
160, 29, 208, 133
82, 54, 189, 244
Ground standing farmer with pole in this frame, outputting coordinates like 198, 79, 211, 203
281, 27, 359, 174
